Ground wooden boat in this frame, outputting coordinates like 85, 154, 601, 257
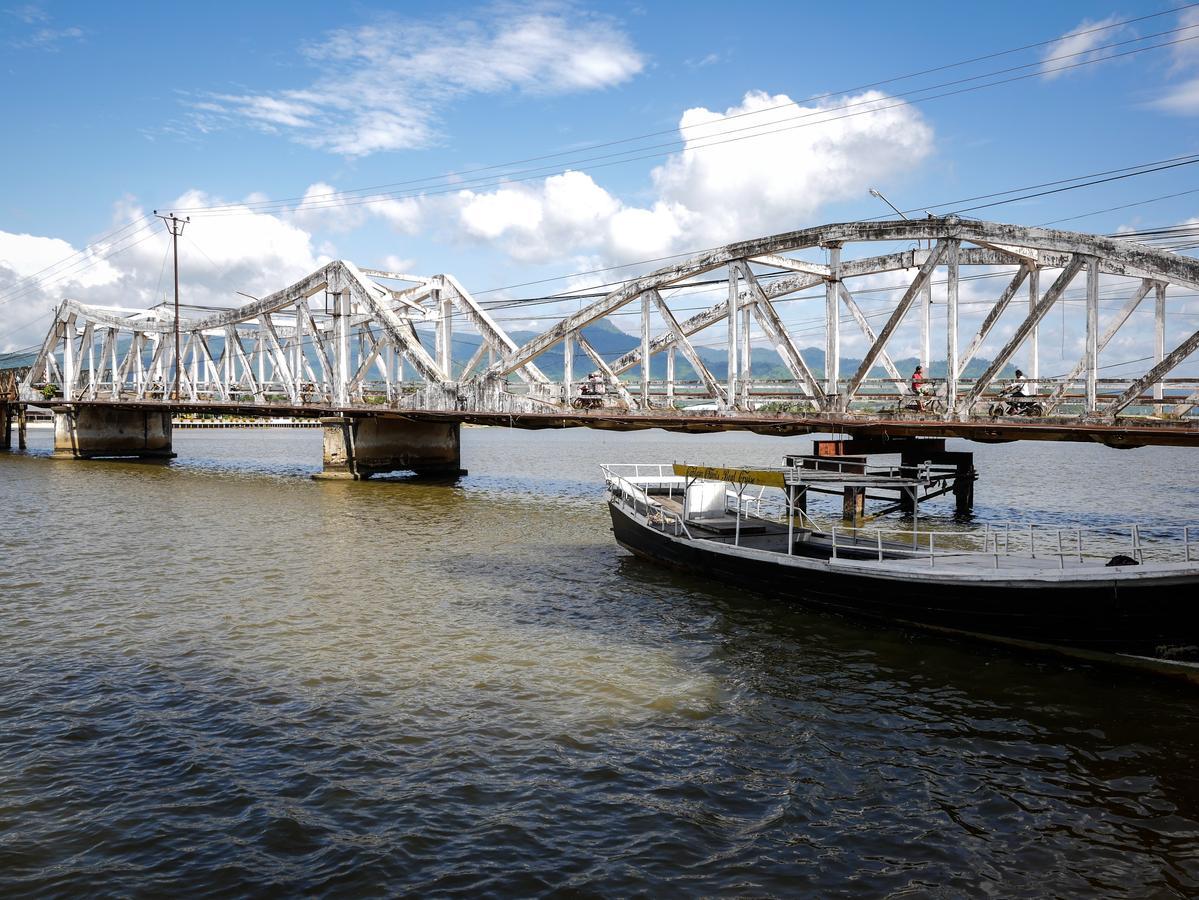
602, 463, 1199, 684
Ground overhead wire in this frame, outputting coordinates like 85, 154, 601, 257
174, 27, 1199, 221
4, 19, 1197, 313
161, 3, 1199, 215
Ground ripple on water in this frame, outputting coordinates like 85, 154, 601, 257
1, 428, 1199, 895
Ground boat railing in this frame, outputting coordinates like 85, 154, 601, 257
830, 521, 1199, 568
601, 465, 691, 538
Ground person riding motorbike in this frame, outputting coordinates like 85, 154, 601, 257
993, 369, 1041, 416
573, 371, 606, 409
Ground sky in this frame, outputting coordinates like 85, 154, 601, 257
1, 0, 1198, 373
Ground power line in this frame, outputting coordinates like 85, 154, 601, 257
5, 19, 1195, 311
171, 9, 1199, 217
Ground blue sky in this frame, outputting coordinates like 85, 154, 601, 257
1, 0, 1198, 364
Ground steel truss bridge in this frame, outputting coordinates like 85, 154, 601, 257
11, 217, 1199, 449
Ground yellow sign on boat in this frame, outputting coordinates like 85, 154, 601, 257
672, 463, 786, 488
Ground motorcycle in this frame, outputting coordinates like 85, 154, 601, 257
570, 378, 607, 410
988, 384, 1044, 417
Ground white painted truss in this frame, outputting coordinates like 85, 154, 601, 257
18, 217, 1199, 422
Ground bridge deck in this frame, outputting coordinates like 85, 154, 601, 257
24, 399, 1199, 448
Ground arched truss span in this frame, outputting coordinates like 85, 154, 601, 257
17, 218, 1199, 423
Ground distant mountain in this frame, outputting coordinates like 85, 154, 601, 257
444, 319, 1015, 384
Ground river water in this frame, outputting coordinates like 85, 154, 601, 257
2, 425, 1198, 896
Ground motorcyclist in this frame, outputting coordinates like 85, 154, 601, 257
1011, 369, 1031, 398
996, 368, 1039, 415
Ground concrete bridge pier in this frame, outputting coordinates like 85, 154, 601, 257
52, 406, 175, 460
316, 416, 467, 480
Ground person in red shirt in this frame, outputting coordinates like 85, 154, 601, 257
911, 364, 927, 410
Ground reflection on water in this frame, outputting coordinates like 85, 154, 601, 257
1, 426, 1198, 895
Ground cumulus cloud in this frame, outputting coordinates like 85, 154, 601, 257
190, 6, 644, 157
444, 89, 933, 265
1040, 15, 1126, 80
0, 193, 329, 351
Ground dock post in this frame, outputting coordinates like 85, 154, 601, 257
17, 405, 26, 450
1, 403, 10, 450
899, 450, 918, 514
953, 457, 975, 516
842, 486, 866, 525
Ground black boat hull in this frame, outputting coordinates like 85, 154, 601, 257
609, 502, 1199, 681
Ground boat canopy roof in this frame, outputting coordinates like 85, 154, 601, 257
673, 463, 786, 488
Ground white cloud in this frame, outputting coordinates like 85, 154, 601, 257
1153, 76, 1199, 114
0, 193, 328, 351
1170, 8, 1199, 70
190, 6, 644, 157
1151, 9, 1199, 113
5, 2, 82, 50
1040, 15, 1125, 80
444, 89, 933, 265
291, 182, 368, 234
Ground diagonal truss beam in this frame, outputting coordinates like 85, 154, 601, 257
649, 289, 728, 407
956, 264, 1031, 376
1107, 324, 1199, 417
577, 334, 637, 409
957, 256, 1085, 412
732, 261, 824, 402
342, 261, 446, 383
1043, 279, 1154, 413
844, 241, 947, 401
837, 282, 903, 393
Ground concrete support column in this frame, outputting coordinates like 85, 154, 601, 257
317, 416, 466, 480
52, 406, 174, 459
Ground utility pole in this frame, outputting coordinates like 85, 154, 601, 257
154, 210, 189, 401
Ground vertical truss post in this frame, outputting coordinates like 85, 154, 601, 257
724, 267, 733, 407
436, 288, 453, 377
945, 240, 959, 411
110, 332, 119, 398
62, 316, 75, 400
334, 288, 350, 408
1154, 282, 1166, 404
85, 326, 95, 396
727, 266, 739, 408
741, 300, 752, 407
920, 276, 931, 370
641, 293, 651, 407
1086, 256, 1099, 413
564, 334, 574, 404
825, 243, 841, 397
1028, 266, 1040, 391
666, 346, 675, 406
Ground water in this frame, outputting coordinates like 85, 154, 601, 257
2, 426, 1199, 896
